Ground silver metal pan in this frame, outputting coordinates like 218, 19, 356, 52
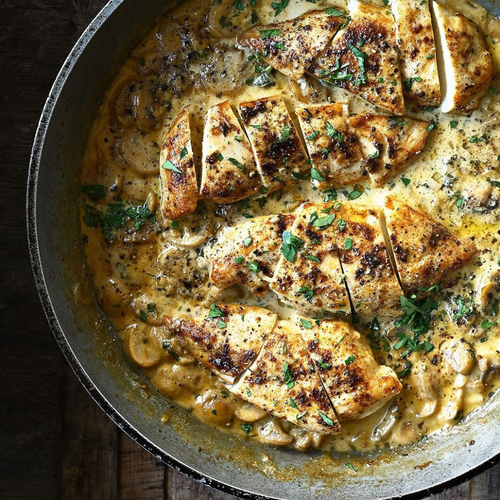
27, 0, 500, 498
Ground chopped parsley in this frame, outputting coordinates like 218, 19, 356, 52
404, 76, 423, 91
248, 261, 259, 273
241, 423, 253, 434
345, 462, 359, 472
259, 28, 281, 38
289, 398, 299, 409
311, 167, 325, 181
298, 285, 314, 302
450, 121, 458, 129
161, 159, 182, 173
344, 237, 353, 250
318, 410, 335, 426
401, 176, 411, 186
326, 122, 343, 145
244, 236, 253, 247
348, 189, 362, 200
208, 303, 225, 318
309, 211, 335, 229
217, 319, 227, 329
81, 184, 106, 201
271, 0, 289, 16
300, 318, 313, 329
234, 256, 244, 264
307, 131, 320, 140
348, 43, 368, 86
180, 147, 188, 159
228, 157, 247, 172
281, 231, 304, 262
284, 361, 295, 389
305, 254, 320, 262
278, 125, 292, 143
325, 7, 346, 17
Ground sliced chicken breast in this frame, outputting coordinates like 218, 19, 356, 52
309, 0, 404, 114
296, 103, 367, 188
270, 202, 351, 317
333, 203, 402, 317
199, 101, 261, 204
384, 198, 478, 296
159, 105, 198, 219
238, 95, 310, 193
392, 0, 441, 108
238, 9, 346, 81
169, 304, 277, 384
432, 2, 494, 114
231, 320, 341, 434
300, 318, 402, 420
210, 214, 295, 296
349, 113, 431, 187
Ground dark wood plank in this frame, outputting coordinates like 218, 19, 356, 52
118, 434, 165, 500
166, 468, 237, 500
469, 462, 500, 500
58, 364, 119, 500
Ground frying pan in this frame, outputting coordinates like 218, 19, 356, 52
27, 0, 500, 498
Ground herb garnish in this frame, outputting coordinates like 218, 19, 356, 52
161, 159, 182, 173
208, 303, 225, 318
281, 231, 304, 262
284, 362, 294, 389
271, 0, 289, 16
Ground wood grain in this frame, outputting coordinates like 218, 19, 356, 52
58, 365, 119, 500
1, 0, 500, 499
118, 434, 165, 500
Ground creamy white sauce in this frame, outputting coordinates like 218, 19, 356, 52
80, 0, 500, 452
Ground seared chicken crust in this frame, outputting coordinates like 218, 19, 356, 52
333, 203, 402, 317
238, 9, 345, 81
271, 202, 351, 316
300, 319, 403, 420
210, 214, 295, 296
309, 0, 404, 114
432, 2, 494, 114
159, 105, 198, 219
349, 113, 431, 187
232, 320, 342, 434
296, 103, 367, 188
200, 101, 261, 203
385, 198, 478, 296
392, 0, 441, 107
238, 95, 310, 193
169, 305, 277, 384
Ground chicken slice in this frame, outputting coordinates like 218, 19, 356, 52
238, 95, 310, 193
231, 320, 341, 434
238, 9, 346, 81
159, 105, 198, 219
199, 101, 261, 204
392, 0, 441, 108
270, 202, 351, 317
309, 0, 404, 114
431, 2, 494, 114
209, 214, 295, 297
300, 319, 402, 420
296, 103, 367, 188
384, 198, 478, 296
169, 304, 277, 384
333, 203, 402, 317
349, 113, 431, 187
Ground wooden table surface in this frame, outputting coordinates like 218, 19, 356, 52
1, 1, 500, 499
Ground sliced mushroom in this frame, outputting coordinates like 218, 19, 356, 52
125, 324, 163, 368
441, 339, 476, 375
257, 419, 293, 446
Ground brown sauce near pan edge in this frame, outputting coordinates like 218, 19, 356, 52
80, 0, 500, 453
